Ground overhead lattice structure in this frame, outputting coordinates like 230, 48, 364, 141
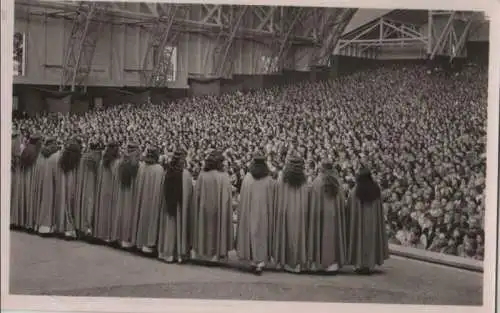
336, 9, 486, 60
139, 3, 185, 87
427, 10, 484, 61
59, 2, 110, 92
18, 1, 358, 86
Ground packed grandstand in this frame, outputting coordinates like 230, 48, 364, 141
12, 62, 486, 260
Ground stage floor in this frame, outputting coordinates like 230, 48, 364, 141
9, 231, 482, 305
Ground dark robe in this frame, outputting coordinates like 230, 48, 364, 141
113, 156, 142, 247
158, 169, 194, 262
32, 146, 59, 231
17, 144, 41, 229
346, 188, 389, 270
307, 173, 347, 272
94, 159, 120, 241
272, 178, 310, 272
134, 161, 165, 251
74, 151, 102, 234
52, 151, 80, 236
191, 170, 233, 261
10, 137, 23, 227
236, 173, 275, 265
37, 151, 60, 234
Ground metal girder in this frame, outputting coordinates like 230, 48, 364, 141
267, 7, 306, 73
60, 2, 110, 92
312, 8, 356, 66
428, 10, 480, 60
19, 1, 319, 45
335, 17, 427, 57
253, 6, 278, 33
140, 4, 182, 87
212, 5, 249, 77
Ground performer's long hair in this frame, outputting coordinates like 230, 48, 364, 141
102, 142, 119, 169
203, 150, 224, 172
82, 142, 103, 174
144, 147, 160, 165
119, 145, 140, 189
40, 138, 59, 158
354, 167, 381, 204
283, 157, 306, 188
19, 136, 43, 170
164, 150, 185, 217
249, 156, 269, 180
11, 131, 23, 171
321, 161, 340, 199
59, 140, 82, 173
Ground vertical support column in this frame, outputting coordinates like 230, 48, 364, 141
60, 2, 109, 92
141, 4, 181, 87
214, 5, 248, 77
427, 10, 433, 54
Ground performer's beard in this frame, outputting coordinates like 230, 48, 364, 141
164, 159, 184, 217
355, 175, 381, 203
283, 164, 306, 188
59, 147, 82, 173
322, 170, 340, 199
82, 150, 102, 174
119, 151, 140, 188
102, 146, 119, 169
19, 142, 42, 170
41, 143, 59, 158
249, 161, 269, 180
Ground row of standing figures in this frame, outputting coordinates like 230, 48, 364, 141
10, 138, 389, 275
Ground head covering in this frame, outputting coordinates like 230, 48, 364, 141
283, 156, 306, 188
204, 149, 224, 171
249, 151, 269, 179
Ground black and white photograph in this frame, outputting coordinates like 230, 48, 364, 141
1, 0, 499, 312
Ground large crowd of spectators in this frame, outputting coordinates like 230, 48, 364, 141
13, 62, 487, 260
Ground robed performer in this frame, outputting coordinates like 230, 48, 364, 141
134, 146, 165, 254
236, 153, 275, 271
158, 149, 194, 263
307, 160, 347, 273
346, 167, 389, 274
273, 156, 310, 273
191, 150, 233, 262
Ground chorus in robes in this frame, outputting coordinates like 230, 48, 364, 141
273, 156, 310, 273
307, 160, 347, 273
158, 150, 194, 263
94, 142, 120, 242
17, 134, 43, 231
113, 142, 142, 248
236, 153, 275, 271
10, 130, 23, 228
37, 140, 63, 235
346, 167, 389, 274
52, 140, 83, 238
74, 142, 103, 236
134, 146, 165, 254
32, 137, 60, 232
191, 150, 233, 262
